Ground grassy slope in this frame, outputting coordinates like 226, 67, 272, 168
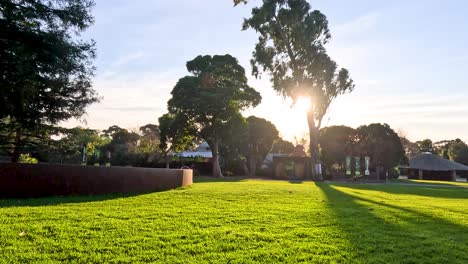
0, 179, 467, 263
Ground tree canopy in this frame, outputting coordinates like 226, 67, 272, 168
319, 125, 356, 174
356, 123, 406, 177
167, 54, 261, 177
242, 0, 354, 180
0, 0, 98, 161
448, 141, 468, 165
158, 113, 195, 168
271, 138, 295, 154
233, 0, 247, 5
244, 116, 279, 176
416, 139, 434, 153
399, 135, 420, 160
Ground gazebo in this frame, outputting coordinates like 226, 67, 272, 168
403, 152, 468, 181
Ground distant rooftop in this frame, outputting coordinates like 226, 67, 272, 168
409, 153, 468, 171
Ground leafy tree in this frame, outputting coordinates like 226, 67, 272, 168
415, 139, 433, 153
244, 116, 279, 176
399, 136, 420, 161
140, 124, 159, 139
220, 115, 279, 176
448, 141, 468, 165
219, 113, 249, 176
433, 139, 464, 159
167, 55, 261, 177
19, 153, 38, 164
138, 124, 160, 153
0, 0, 99, 162
109, 129, 139, 146
356, 123, 405, 179
102, 125, 124, 138
271, 138, 295, 154
101, 126, 140, 166
130, 124, 161, 166
49, 127, 107, 164
243, 0, 354, 180
319, 125, 356, 175
0, 117, 58, 160
158, 113, 194, 168
234, 0, 247, 5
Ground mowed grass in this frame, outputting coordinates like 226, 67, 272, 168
392, 179, 468, 187
0, 179, 467, 263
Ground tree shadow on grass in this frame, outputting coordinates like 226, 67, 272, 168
288, 180, 304, 184
0, 177, 248, 208
330, 182, 468, 199
194, 176, 265, 183
316, 183, 468, 263
0, 190, 173, 208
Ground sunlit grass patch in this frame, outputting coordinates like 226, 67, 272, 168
0, 180, 466, 263
393, 179, 468, 187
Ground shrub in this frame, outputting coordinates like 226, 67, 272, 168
19, 154, 38, 164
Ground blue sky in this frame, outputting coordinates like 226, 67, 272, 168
64, 0, 468, 143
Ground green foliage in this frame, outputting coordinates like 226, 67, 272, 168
158, 114, 194, 154
167, 54, 261, 177
134, 124, 161, 165
219, 113, 249, 175
103, 126, 140, 166
242, 0, 354, 178
271, 137, 295, 154
448, 141, 468, 165
18, 153, 37, 164
400, 136, 420, 160
220, 115, 279, 176
317, 124, 405, 177
356, 123, 406, 172
102, 125, 124, 138
0, 180, 466, 263
0, 117, 58, 160
244, 116, 279, 176
49, 127, 107, 164
319, 125, 356, 175
158, 113, 195, 167
416, 139, 434, 153
433, 138, 464, 160
0, 0, 99, 161
233, 0, 247, 5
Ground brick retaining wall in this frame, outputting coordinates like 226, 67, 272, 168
0, 163, 192, 198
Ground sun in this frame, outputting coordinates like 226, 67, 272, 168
294, 96, 312, 113
276, 96, 312, 141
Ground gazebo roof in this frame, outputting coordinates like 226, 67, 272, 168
409, 153, 468, 171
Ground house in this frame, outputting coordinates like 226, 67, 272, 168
175, 142, 212, 162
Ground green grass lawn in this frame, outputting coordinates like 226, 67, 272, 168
1, 179, 467, 263
392, 179, 468, 187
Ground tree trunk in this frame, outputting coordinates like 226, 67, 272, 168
376, 166, 381, 181
165, 153, 170, 169
11, 126, 22, 163
249, 156, 256, 177
212, 139, 223, 177
307, 111, 323, 181
241, 159, 249, 176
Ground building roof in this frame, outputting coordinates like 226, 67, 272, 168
177, 151, 212, 158
172, 142, 212, 158
195, 142, 210, 152
409, 152, 468, 171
